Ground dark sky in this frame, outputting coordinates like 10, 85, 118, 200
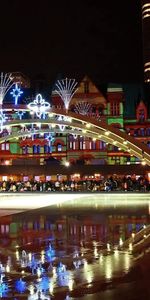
0, 0, 143, 84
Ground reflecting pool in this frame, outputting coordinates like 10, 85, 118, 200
0, 193, 150, 299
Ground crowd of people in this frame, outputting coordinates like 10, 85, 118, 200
0, 175, 149, 192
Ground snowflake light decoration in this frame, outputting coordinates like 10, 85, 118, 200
0, 109, 7, 132
10, 83, 23, 105
0, 72, 14, 106
74, 102, 92, 115
55, 78, 78, 110
28, 94, 50, 118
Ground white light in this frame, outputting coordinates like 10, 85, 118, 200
28, 94, 50, 118
75, 102, 91, 115
55, 78, 78, 110
65, 161, 70, 167
0, 72, 14, 106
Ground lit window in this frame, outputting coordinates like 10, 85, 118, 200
57, 144, 62, 152
1, 144, 5, 150
6, 143, 9, 150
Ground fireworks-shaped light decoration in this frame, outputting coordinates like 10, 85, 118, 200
0, 109, 7, 133
0, 73, 14, 106
55, 78, 78, 110
28, 94, 50, 118
10, 83, 23, 105
74, 102, 92, 116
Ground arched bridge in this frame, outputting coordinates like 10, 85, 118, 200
1, 108, 150, 165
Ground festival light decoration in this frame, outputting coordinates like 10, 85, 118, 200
0, 109, 7, 133
10, 83, 23, 105
20, 126, 31, 140
0, 72, 14, 106
28, 94, 50, 118
55, 78, 78, 110
74, 102, 92, 115
16, 111, 25, 120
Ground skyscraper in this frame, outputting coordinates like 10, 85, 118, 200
141, 1, 150, 82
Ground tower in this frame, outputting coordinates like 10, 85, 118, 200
141, 1, 150, 82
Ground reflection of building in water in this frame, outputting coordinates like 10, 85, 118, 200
0, 210, 149, 247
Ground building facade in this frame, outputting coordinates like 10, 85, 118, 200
0, 75, 150, 181
141, 0, 150, 82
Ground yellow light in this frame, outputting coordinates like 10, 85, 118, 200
86, 123, 91, 128
129, 243, 133, 252
105, 131, 110, 136
65, 161, 70, 167
141, 160, 146, 166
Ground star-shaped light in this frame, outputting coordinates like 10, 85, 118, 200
28, 94, 50, 118
10, 83, 23, 105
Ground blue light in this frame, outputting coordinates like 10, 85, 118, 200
38, 276, 50, 291
10, 83, 23, 105
15, 278, 26, 293
0, 281, 9, 297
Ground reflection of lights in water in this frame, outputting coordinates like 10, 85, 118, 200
83, 258, 88, 268
73, 250, 79, 258
119, 238, 123, 247
53, 267, 57, 276
132, 233, 135, 239
105, 259, 112, 280
16, 250, 19, 260
28, 252, 32, 261
38, 276, 51, 292
15, 278, 27, 293
37, 268, 42, 277
0, 281, 8, 297
85, 271, 93, 284
99, 254, 103, 262
143, 234, 147, 238
143, 224, 146, 229
41, 250, 45, 263
94, 247, 98, 258
107, 243, 111, 251
68, 278, 74, 291
29, 285, 34, 295
28, 290, 51, 300
5, 265, 10, 273
114, 249, 119, 257
129, 243, 133, 252
124, 253, 130, 272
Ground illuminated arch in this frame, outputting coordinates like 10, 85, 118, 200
1, 108, 150, 165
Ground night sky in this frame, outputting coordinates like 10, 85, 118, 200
0, 0, 143, 84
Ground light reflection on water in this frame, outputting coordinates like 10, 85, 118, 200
0, 194, 149, 298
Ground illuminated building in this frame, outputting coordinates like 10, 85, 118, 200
0, 74, 149, 181
141, 1, 150, 82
